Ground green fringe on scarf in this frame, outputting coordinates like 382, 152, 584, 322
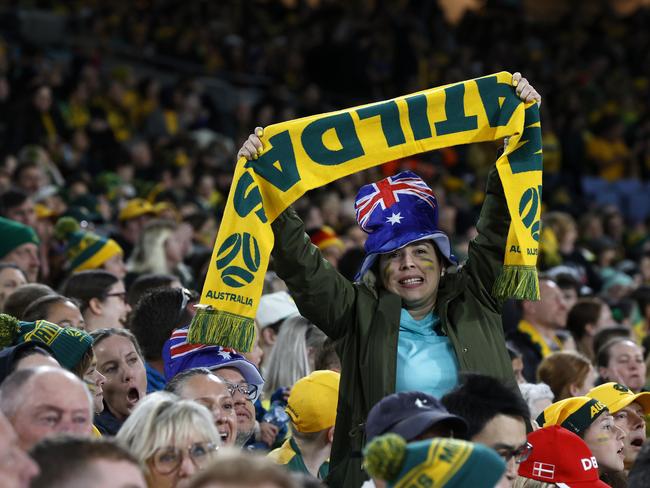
492, 265, 540, 301
186, 308, 256, 352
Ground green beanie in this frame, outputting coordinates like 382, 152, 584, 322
364, 434, 506, 488
0, 314, 93, 371
0, 217, 40, 259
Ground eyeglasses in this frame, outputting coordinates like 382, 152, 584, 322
151, 441, 218, 475
224, 381, 259, 402
496, 442, 533, 464
105, 291, 127, 303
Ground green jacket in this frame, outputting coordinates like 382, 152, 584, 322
271, 165, 516, 487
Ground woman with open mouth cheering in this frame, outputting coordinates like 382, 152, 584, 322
92, 328, 148, 435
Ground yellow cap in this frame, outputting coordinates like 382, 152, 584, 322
537, 396, 608, 436
153, 201, 180, 221
286, 370, 340, 433
118, 198, 155, 221
587, 382, 650, 415
34, 203, 55, 219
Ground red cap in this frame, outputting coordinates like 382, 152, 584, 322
518, 426, 611, 487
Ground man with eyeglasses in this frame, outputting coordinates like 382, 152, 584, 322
442, 374, 531, 487
163, 328, 265, 447
213, 364, 262, 447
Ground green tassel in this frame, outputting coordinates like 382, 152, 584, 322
186, 308, 256, 352
492, 265, 540, 301
363, 433, 406, 482
0, 313, 20, 348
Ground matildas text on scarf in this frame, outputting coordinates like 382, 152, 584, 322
188, 71, 543, 351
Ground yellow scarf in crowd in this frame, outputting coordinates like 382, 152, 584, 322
188, 71, 543, 351
517, 319, 562, 358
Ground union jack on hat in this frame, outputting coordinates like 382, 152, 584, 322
162, 327, 264, 387
354, 170, 456, 281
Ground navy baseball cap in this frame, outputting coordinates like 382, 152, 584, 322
365, 391, 468, 442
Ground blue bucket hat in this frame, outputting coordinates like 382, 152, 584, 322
354, 171, 456, 280
162, 327, 264, 388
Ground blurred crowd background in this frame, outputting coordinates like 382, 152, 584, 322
2, 1, 650, 487
1, 0, 650, 293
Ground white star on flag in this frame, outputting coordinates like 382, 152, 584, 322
217, 350, 232, 360
386, 212, 403, 225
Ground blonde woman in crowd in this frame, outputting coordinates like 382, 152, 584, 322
127, 218, 193, 288
117, 391, 221, 488
262, 315, 327, 399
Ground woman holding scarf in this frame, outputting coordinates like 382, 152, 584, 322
237, 73, 541, 487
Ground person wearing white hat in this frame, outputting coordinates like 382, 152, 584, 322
255, 291, 300, 363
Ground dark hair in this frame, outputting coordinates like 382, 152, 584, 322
62, 270, 119, 312
441, 373, 530, 440
12, 160, 41, 185
337, 247, 365, 282
0, 343, 54, 383
0, 188, 30, 216
566, 298, 605, 341
164, 367, 213, 395
22, 294, 79, 323
2, 283, 54, 318
554, 272, 581, 294
314, 338, 341, 371
90, 328, 144, 361
12, 344, 53, 364
128, 288, 193, 361
127, 272, 179, 307
593, 328, 631, 365
632, 286, 650, 319
29, 435, 141, 488
610, 297, 637, 324
629, 439, 650, 488
596, 337, 638, 369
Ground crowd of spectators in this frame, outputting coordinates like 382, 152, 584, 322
2, 1, 650, 488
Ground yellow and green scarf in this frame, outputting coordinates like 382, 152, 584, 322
188, 71, 542, 351
517, 319, 563, 358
